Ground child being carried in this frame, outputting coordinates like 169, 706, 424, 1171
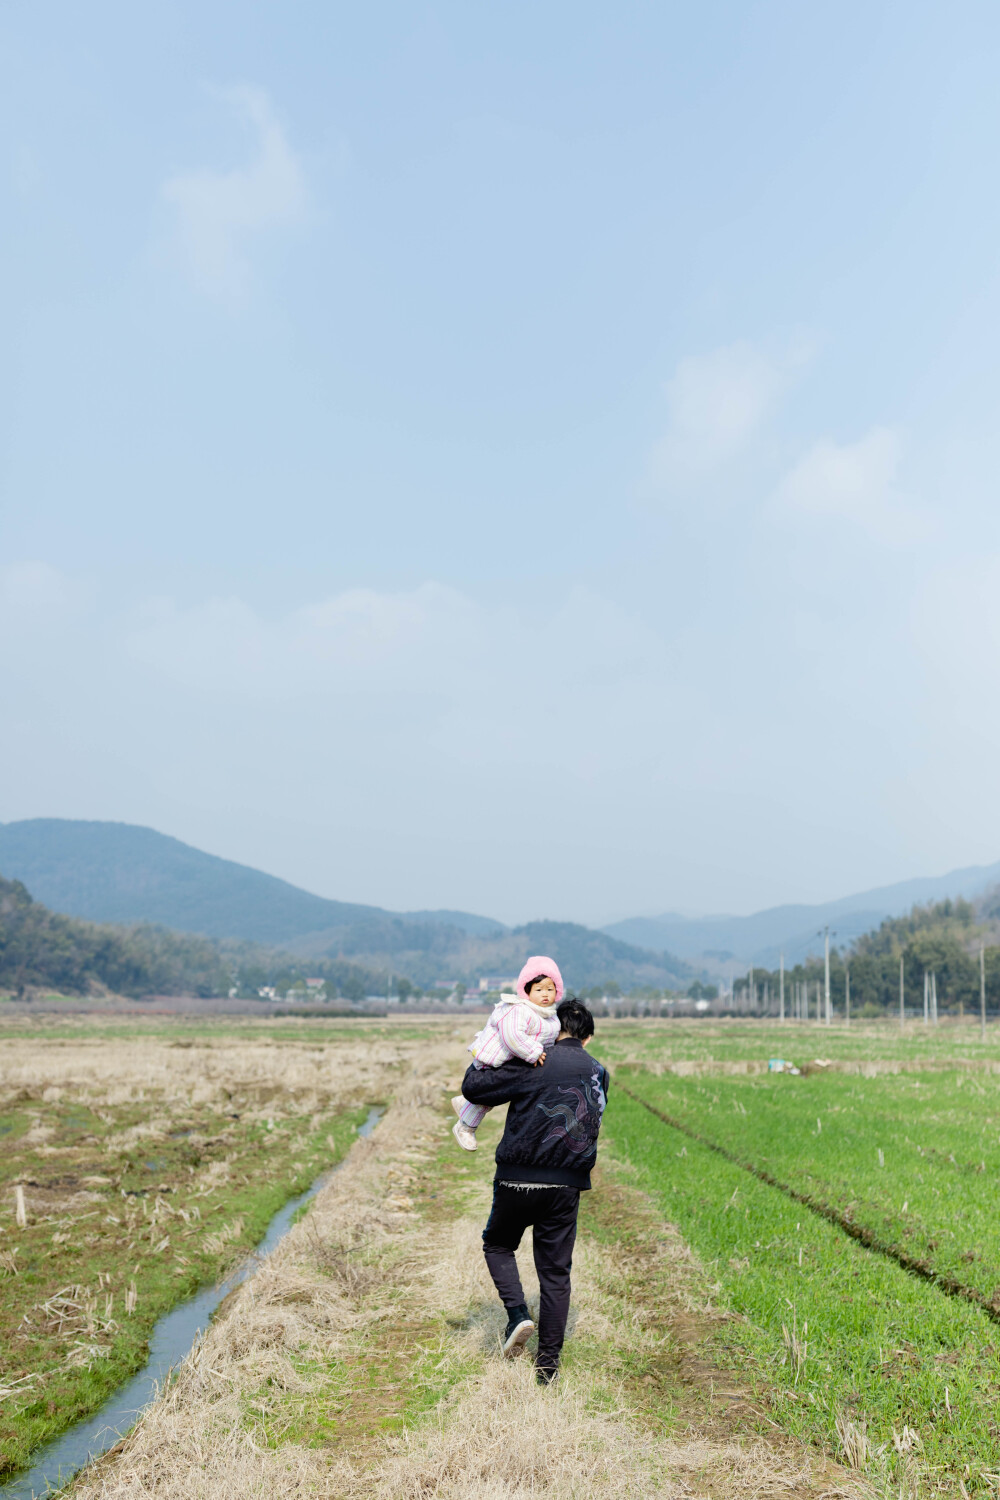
452, 956, 563, 1151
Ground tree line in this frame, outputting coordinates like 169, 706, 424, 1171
738, 898, 1000, 1015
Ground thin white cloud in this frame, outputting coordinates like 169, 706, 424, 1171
2, 557, 992, 920
770, 427, 928, 543
647, 341, 787, 488
126, 582, 665, 765
161, 85, 305, 298
0, 562, 89, 639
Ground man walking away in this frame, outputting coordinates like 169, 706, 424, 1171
458, 996, 610, 1384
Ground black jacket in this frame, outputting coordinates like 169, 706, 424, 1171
461, 1037, 610, 1190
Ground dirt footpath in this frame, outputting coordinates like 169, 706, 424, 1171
70, 1041, 867, 1499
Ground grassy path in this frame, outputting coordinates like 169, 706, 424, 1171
67, 1042, 865, 1500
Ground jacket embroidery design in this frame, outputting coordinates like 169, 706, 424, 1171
536, 1069, 607, 1155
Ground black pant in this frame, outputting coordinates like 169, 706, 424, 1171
482, 1183, 580, 1374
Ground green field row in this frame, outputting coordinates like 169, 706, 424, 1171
616, 1064, 1000, 1308
603, 1089, 1000, 1490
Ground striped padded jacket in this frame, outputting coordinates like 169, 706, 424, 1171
468, 996, 561, 1068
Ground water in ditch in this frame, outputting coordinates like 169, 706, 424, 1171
1, 1106, 383, 1500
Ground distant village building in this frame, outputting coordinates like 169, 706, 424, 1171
305, 978, 324, 990
479, 976, 518, 993
258, 986, 278, 1001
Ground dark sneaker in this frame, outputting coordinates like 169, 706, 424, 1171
502, 1305, 534, 1358
536, 1365, 558, 1386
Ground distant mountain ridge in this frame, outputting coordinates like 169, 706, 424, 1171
14, 817, 991, 986
0, 820, 505, 944
0, 820, 691, 991
603, 860, 1000, 970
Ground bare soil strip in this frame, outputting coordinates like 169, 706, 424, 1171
619, 1080, 1000, 1324
67, 1043, 866, 1499
627, 1059, 1000, 1079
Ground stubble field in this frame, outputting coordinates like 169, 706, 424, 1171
0, 1017, 412, 1476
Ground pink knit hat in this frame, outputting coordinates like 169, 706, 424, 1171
516, 955, 564, 1003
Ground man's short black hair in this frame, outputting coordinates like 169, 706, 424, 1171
556, 996, 595, 1040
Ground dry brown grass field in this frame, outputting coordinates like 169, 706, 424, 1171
0, 1015, 874, 1499
0, 1016, 430, 1475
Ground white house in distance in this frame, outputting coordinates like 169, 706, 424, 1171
479, 976, 518, 993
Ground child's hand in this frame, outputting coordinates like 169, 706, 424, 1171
532, 1050, 547, 1066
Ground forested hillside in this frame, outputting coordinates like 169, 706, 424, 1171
0, 877, 383, 1000
735, 892, 1000, 1014
0, 873, 687, 1000
846, 895, 1000, 1010
291, 915, 693, 990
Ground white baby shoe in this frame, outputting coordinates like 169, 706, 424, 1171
452, 1118, 477, 1151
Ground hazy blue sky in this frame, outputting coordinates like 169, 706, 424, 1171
4, 1, 1000, 925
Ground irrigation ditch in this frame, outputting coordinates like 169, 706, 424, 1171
619, 1081, 1000, 1324
0, 1106, 384, 1500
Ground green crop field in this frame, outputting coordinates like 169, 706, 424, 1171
598, 1018, 1000, 1492
616, 1066, 1000, 1304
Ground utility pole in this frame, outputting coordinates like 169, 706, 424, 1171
981, 943, 987, 1043
899, 955, 905, 1027
779, 953, 785, 1022
931, 971, 938, 1025
845, 967, 850, 1025
923, 971, 929, 1025
816, 926, 835, 1025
